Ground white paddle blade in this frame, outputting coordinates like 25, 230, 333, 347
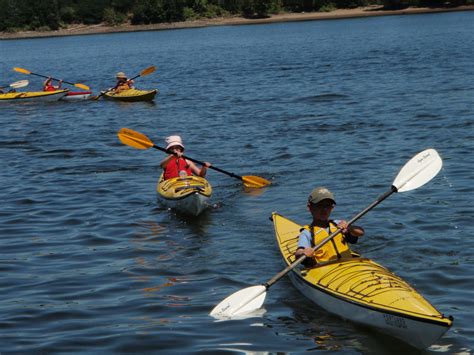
210, 285, 267, 318
393, 149, 443, 192
10, 80, 29, 88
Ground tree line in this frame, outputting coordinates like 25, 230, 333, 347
0, 0, 471, 32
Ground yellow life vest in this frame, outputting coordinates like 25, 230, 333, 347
302, 221, 352, 263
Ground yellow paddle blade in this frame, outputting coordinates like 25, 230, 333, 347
140, 66, 156, 77
13, 67, 31, 75
74, 83, 90, 90
242, 175, 271, 188
117, 128, 154, 150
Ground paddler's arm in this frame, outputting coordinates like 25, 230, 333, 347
337, 220, 364, 244
349, 225, 364, 237
189, 160, 211, 177
295, 247, 314, 258
198, 162, 211, 177
294, 229, 316, 261
160, 153, 178, 168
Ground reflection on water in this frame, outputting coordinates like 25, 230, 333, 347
243, 186, 269, 197
429, 344, 472, 354
135, 220, 169, 238
143, 277, 179, 294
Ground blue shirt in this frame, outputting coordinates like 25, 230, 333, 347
296, 219, 358, 249
297, 220, 341, 249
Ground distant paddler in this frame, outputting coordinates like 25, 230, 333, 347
93, 66, 157, 101
160, 135, 211, 180
43, 77, 63, 91
157, 135, 212, 216
112, 72, 135, 93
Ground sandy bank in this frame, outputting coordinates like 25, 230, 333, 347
1, 5, 473, 40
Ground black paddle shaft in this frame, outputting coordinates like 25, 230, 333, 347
152, 144, 243, 180
264, 186, 398, 289
29, 72, 77, 86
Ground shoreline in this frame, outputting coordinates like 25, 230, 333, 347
1, 5, 473, 40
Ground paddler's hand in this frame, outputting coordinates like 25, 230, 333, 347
338, 220, 364, 238
296, 247, 314, 258
203, 162, 211, 168
337, 220, 349, 234
170, 148, 183, 158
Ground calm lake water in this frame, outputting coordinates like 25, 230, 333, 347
1, 11, 473, 354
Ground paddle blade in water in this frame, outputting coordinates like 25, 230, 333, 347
117, 128, 154, 150
242, 175, 271, 188
393, 149, 442, 192
13, 67, 31, 75
74, 83, 90, 90
210, 285, 267, 318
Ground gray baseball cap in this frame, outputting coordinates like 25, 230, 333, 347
308, 186, 336, 205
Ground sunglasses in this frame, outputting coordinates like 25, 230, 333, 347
311, 202, 335, 209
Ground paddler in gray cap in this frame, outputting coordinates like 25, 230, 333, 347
294, 187, 364, 266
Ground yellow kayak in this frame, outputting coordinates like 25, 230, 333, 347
272, 212, 452, 349
103, 89, 157, 102
157, 174, 212, 216
0, 89, 69, 102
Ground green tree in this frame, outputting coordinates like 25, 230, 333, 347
103, 7, 127, 25
76, 0, 110, 24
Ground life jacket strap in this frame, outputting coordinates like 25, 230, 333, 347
310, 221, 342, 260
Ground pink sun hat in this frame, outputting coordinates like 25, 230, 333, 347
165, 135, 185, 151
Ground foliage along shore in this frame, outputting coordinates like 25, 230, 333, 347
1, 4, 474, 41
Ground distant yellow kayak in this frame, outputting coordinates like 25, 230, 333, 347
157, 174, 212, 216
103, 89, 157, 102
0, 89, 69, 102
272, 212, 452, 349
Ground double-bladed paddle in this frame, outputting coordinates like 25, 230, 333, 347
0, 80, 29, 89
117, 127, 271, 189
92, 66, 156, 100
13, 67, 90, 90
210, 148, 443, 318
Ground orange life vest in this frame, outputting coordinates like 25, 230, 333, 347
115, 83, 131, 92
163, 157, 192, 180
114, 80, 133, 93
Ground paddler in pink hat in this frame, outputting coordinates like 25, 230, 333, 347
160, 135, 211, 180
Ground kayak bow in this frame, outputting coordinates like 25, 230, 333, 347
157, 174, 212, 216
